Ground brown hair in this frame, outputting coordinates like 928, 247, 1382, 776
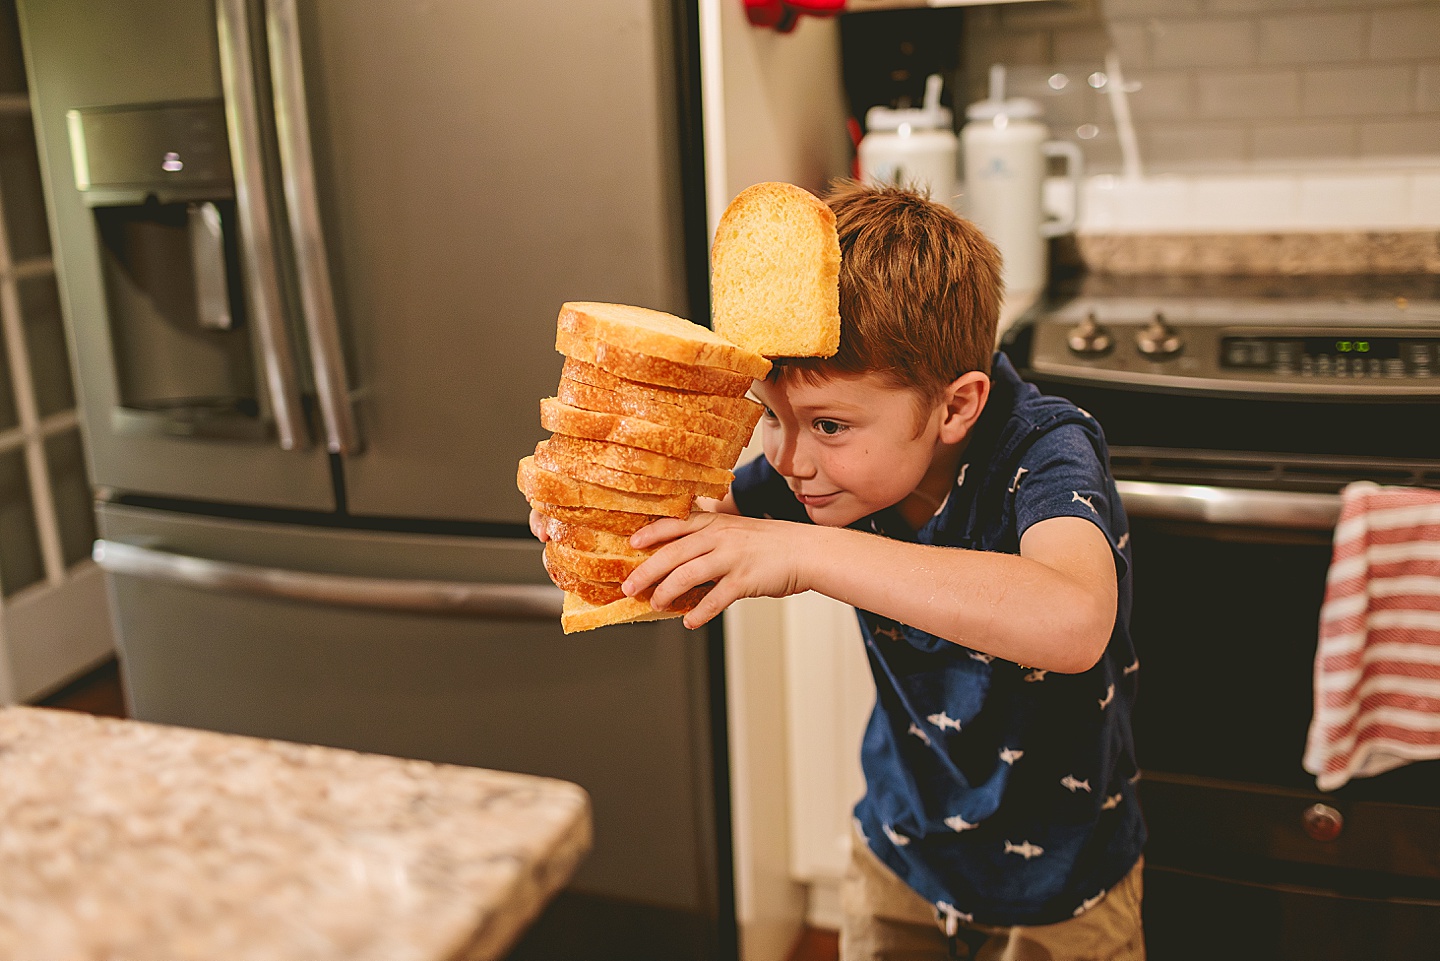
777, 180, 1002, 405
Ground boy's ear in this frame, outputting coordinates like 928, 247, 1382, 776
937, 371, 990, 444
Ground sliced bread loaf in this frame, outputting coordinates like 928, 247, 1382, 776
543, 434, 735, 486
544, 541, 644, 583
559, 302, 772, 379
541, 515, 645, 557
540, 398, 746, 471
711, 181, 841, 358
534, 439, 729, 500
528, 500, 659, 536
517, 456, 695, 518
556, 330, 755, 397
562, 359, 762, 425
557, 377, 757, 444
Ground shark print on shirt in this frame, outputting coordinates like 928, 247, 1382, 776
1008, 467, 1029, 493
1071, 490, 1097, 513
1073, 891, 1106, 916
936, 902, 972, 936
1098, 684, 1115, 710
1005, 840, 1045, 860
945, 814, 980, 832
1061, 775, 1091, 793
1000, 747, 1024, 765
909, 723, 931, 745
928, 711, 963, 732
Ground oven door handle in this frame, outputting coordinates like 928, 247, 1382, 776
1115, 480, 1341, 531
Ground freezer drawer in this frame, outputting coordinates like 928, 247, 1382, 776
96, 503, 725, 918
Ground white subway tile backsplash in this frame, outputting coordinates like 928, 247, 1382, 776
1197, 70, 1302, 119
1252, 122, 1359, 163
1150, 19, 1258, 69
1302, 65, 1416, 116
1258, 12, 1368, 64
1369, 6, 1440, 61
1412, 172, 1440, 224
1142, 124, 1249, 169
1418, 64, 1440, 112
1190, 176, 1301, 228
965, 0, 1438, 178
1360, 119, 1440, 158
1076, 171, 1439, 233
1297, 173, 1411, 227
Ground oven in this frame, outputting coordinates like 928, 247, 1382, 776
1002, 274, 1440, 961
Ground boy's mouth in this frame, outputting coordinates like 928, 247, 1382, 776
794, 490, 840, 507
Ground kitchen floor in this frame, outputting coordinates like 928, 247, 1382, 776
37, 658, 842, 961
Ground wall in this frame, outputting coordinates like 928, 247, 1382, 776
959, 0, 1440, 239
962, 0, 1440, 174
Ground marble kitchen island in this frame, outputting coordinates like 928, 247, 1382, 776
0, 706, 591, 961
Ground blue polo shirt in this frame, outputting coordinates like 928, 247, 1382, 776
731, 352, 1144, 929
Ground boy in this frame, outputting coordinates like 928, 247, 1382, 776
558, 181, 1145, 959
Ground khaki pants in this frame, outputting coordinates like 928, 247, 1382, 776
840, 836, 1145, 961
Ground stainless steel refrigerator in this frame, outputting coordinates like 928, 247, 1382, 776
18, 0, 732, 956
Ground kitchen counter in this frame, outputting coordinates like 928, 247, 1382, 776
0, 706, 591, 961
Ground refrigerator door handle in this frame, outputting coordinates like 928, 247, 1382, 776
265, 0, 361, 455
215, 0, 307, 451
93, 539, 565, 619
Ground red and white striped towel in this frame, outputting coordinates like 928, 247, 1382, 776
1303, 482, 1440, 792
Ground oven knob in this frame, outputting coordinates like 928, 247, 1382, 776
1302, 802, 1344, 841
1067, 313, 1113, 356
1136, 313, 1183, 359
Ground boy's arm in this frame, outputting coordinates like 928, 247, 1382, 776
624, 511, 1116, 674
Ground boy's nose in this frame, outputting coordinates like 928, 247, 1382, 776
771, 431, 816, 480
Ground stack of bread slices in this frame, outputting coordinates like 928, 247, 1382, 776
518, 302, 772, 632
520, 180, 840, 633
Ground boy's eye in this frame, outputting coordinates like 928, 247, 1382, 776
761, 406, 777, 420
814, 419, 846, 436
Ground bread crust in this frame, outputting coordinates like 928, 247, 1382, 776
562, 359, 762, 425
558, 377, 757, 444
541, 515, 645, 556
559, 302, 772, 379
529, 500, 658, 535
540, 398, 746, 471
517, 455, 695, 517
544, 434, 735, 486
536, 440, 729, 500
544, 540, 644, 583
557, 329, 755, 397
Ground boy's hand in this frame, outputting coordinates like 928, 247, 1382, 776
529, 508, 550, 542
623, 513, 809, 629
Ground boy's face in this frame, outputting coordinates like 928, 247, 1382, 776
752, 370, 960, 529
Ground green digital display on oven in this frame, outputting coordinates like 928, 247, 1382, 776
1334, 340, 1370, 353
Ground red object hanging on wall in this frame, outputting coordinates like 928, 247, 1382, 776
744, 0, 845, 34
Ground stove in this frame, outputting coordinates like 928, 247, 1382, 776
1003, 273, 1440, 961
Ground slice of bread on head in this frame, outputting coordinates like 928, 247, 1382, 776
517, 456, 695, 517
562, 359, 762, 425
529, 500, 658, 536
560, 588, 709, 634
557, 330, 755, 397
711, 181, 841, 358
535, 439, 729, 500
544, 434, 735, 486
559, 302, 772, 380
540, 398, 746, 471
557, 378, 758, 444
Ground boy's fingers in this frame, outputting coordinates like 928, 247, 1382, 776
630, 514, 706, 549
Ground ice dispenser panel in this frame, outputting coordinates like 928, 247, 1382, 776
67, 101, 270, 440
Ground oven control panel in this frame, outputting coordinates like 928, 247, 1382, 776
1026, 304, 1440, 396
1221, 335, 1436, 379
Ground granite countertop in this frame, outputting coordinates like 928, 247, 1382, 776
0, 706, 592, 961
